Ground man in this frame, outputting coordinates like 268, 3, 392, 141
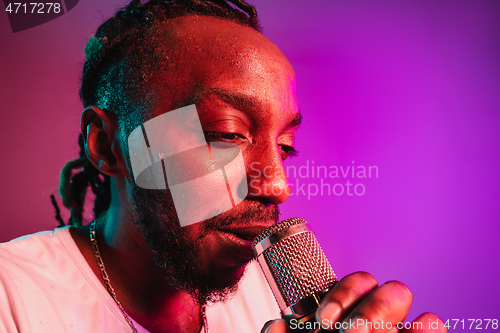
0, 0, 447, 332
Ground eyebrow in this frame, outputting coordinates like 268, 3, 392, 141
191, 88, 302, 128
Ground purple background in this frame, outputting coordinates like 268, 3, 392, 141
1, 0, 499, 328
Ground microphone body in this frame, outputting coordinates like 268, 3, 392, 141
252, 217, 338, 325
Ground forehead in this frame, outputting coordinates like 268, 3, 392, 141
140, 15, 298, 122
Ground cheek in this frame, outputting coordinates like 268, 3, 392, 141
127, 105, 249, 229
165, 143, 247, 228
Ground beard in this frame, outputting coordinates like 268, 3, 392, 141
131, 185, 280, 305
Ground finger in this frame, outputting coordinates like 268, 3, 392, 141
316, 272, 378, 329
401, 313, 448, 333
340, 280, 413, 333
261, 320, 274, 333
262, 319, 289, 333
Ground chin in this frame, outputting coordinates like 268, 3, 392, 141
196, 261, 250, 305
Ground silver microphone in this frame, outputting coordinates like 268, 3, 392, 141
252, 217, 338, 322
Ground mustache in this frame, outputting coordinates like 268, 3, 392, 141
131, 185, 280, 232
201, 200, 280, 232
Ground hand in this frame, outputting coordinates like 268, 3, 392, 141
261, 272, 448, 333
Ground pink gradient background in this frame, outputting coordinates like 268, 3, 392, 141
1, 0, 499, 328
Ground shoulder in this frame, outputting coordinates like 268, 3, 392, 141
0, 227, 125, 332
0, 228, 74, 331
0, 227, 76, 292
0, 227, 71, 270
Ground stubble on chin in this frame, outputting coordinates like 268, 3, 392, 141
131, 186, 279, 305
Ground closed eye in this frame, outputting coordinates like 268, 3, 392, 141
280, 145, 298, 160
204, 131, 248, 145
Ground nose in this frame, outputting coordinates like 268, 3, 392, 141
247, 142, 290, 205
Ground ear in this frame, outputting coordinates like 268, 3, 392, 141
81, 106, 127, 177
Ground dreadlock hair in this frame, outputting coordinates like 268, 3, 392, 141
53, 0, 260, 226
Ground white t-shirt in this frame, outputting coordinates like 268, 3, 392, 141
0, 227, 280, 332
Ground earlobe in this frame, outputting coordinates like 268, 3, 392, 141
81, 106, 126, 177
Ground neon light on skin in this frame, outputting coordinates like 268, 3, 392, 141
128, 104, 247, 227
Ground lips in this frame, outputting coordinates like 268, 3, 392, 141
217, 224, 273, 243
210, 223, 274, 264
232, 232, 254, 241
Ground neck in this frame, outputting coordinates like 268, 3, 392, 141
71, 199, 203, 333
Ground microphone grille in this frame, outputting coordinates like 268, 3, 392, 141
252, 217, 305, 246
253, 218, 337, 310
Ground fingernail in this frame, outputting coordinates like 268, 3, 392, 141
264, 319, 283, 333
316, 302, 342, 325
263, 319, 286, 333
261, 320, 274, 333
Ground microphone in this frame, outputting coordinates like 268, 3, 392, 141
252, 217, 338, 326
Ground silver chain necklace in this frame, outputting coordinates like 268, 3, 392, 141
90, 220, 139, 332
89, 220, 208, 333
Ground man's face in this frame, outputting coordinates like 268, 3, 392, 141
126, 16, 300, 304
